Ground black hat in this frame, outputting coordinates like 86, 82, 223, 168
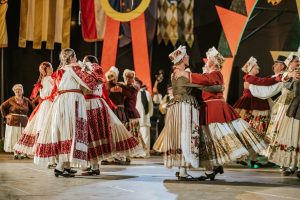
275, 55, 287, 63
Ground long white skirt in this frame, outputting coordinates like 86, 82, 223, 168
199, 118, 267, 170
4, 125, 24, 153
86, 97, 144, 162
268, 116, 300, 168
153, 98, 200, 169
34, 92, 89, 167
14, 100, 52, 155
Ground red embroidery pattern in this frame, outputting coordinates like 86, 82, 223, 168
72, 66, 98, 90
88, 143, 112, 159
74, 102, 89, 161
115, 137, 139, 151
16, 133, 36, 147
35, 140, 72, 157
91, 63, 104, 82
87, 99, 113, 159
270, 142, 300, 153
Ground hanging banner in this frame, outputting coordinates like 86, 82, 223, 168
100, 0, 152, 92
0, 0, 8, 48
80, 0, 106, 42
101, 16, 120, 73
157, 0, 194, 47
18, 0, 72, 49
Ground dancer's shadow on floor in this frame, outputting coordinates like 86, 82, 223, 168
74, 174, 138, 180
163, 178, 300, 188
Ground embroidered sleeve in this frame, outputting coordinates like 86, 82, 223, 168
245, 74, 279, 86
71, 66, 98, 90
91, 64, 104, 83
30, 81, 42, 100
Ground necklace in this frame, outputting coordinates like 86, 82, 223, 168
15, 96, 24, 105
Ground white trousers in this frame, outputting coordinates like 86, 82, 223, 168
140, 126, 150, 157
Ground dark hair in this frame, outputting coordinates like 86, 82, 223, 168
83, 55, 99, 64
135, 77, 143, 85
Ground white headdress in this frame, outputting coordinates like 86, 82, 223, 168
123, 69, 135, 82
241, 56, 257, 73
298, 46, 300, 58
12, 84, 23, 93
284, 52, 296, 67
168, 45, 187, 64
206, 46, 225, 67
105, 66, 119, 80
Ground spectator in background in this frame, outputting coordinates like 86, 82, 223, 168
1, 84, 34, 159
135, 77, 153, 158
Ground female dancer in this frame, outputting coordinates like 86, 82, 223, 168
14, 62, 54, 156
174, 47, 266, 180
80, 55, 143, 175
268, 54, 300, 177
153, 46, 224, 180
233, 56, 282, 167
34, 48, 99, 177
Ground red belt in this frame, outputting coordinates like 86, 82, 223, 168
58, 89, 82, 95
84, 94, 101, 100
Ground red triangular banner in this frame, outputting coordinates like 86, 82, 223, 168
216, 6, 247, 55
245, 0, 257, 16
221, 58, 234, 101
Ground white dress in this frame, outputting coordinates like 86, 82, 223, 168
85, 84, 144, 162
14, 76, 54, 155
34, 65, 96, 166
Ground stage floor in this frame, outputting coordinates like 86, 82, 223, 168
0, 153, 300, 200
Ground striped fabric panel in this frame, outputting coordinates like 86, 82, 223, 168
0, 1, 8, 48
18, 0, 72, 50
80, 0, 106, 42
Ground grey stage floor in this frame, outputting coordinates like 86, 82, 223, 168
1, 153, 300, 200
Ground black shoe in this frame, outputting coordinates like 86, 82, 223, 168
197, 175, 208, 181
54, 169, 75, 178
81, 169, 100, 176
213, 166, 224, 175
13, 155, 19, 160
115, 159, 131, 165
205, 172, 216, 181
64, 168, 77, 174
282, 168, 295, 176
